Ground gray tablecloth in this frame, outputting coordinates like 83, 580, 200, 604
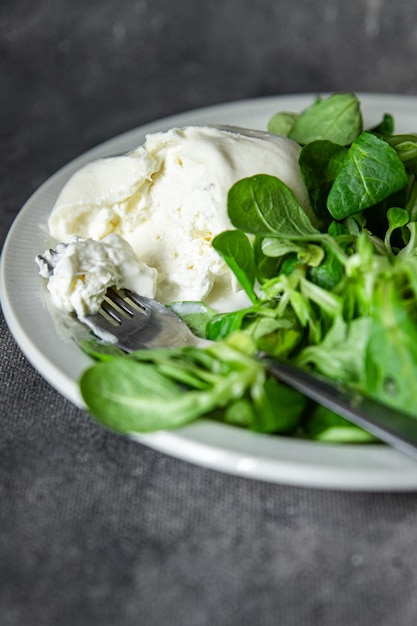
3, 2, 417, 624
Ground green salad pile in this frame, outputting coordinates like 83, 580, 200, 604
80, 93, 417, 443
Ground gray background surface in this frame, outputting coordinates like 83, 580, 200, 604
2, 1, 417, 624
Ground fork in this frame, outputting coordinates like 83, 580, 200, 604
82, 286, 417, 460
83, 287, 204, 351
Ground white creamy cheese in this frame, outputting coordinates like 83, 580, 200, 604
37, 234, 157, 319
47, 125, 310, 305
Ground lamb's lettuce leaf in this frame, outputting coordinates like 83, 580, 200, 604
287, 93, 362, 146
227, 174, 320, 237
327, 132, 408, 220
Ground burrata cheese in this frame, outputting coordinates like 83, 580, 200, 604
37, 234, 157, 319
47, 125, 310, 304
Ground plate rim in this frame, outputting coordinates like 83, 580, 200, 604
3, 92, 417, 491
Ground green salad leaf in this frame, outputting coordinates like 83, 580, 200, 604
298, 140, 348, 221
80, 334, 307, 434
227, 174, 320, 237
365, 279, 417, 414
287, 92, 362, 146
327, 132, 408, 219
212, 230, 258, 303
267, 111, 299, 136
79, 92, 417, 444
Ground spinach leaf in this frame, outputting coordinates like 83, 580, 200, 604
80, 358, 200, 432
253, 235, 281, 282
306, 225, 351, 291
212, 230, 258, 303
289, 93, 362, 146
299, 140, 348, 221
227, 174, 320, 237
307, 249, 345, 291
327, 132, 409, 220
267, 111, 299, 136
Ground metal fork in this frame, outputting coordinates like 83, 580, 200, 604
82, 287, 417, 461
83, 287, 204, 351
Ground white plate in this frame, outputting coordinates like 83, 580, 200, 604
3, 93, 417, 491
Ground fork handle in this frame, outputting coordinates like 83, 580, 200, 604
262, 357, 417, 460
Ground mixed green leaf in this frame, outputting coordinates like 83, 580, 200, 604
80, 92, 417, 444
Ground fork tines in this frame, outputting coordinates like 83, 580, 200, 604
100, 287, 145, 324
